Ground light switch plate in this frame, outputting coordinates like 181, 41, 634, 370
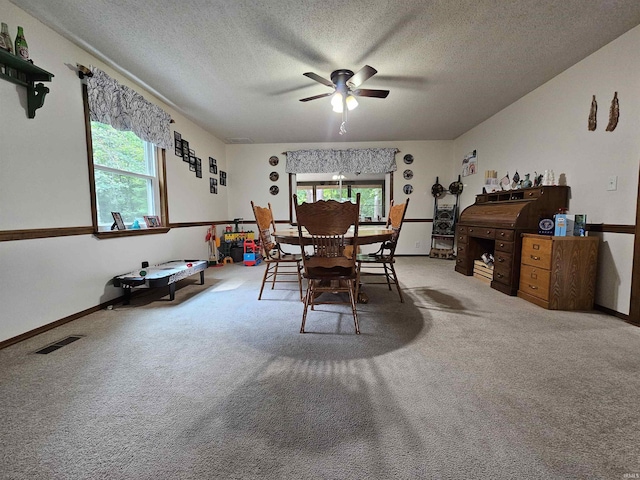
607, 176, 617, 191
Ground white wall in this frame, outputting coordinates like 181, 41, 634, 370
225, 141, 453, 255
453, 25, 640, 315
0, 0, 227, 342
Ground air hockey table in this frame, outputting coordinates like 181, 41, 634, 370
113, 260, 208, 304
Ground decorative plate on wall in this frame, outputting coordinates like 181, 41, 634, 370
270, 185, 279, 195
403, 169, 413, 180
403, 184, 413, 195
269, 156, 279, 166
270, 171, 279, 182
403, 154, 414, 164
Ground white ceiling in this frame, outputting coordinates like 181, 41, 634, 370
11, 0, 640, 144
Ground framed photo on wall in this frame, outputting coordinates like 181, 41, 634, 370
181, 140, 190, 162
174, 131, 182, 157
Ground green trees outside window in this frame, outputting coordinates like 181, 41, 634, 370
91, 122, 159, 227
296, 181, 384, 220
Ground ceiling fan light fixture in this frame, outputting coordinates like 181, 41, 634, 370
331, 92, 343, 112
346, 95, 358, 110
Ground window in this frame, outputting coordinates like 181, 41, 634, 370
89, 121, 163, 230
295, 173, 386, 221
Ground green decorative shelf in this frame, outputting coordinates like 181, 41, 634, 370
0, 49, 53, 118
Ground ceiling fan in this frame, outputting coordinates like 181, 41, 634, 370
300, 65, 390, 105
299, 65, 390, 134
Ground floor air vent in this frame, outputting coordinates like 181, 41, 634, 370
35, 335, 83, 354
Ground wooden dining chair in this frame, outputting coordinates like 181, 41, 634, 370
355, 198, 410, 302
293, 193, 361, 334
251, 201, 303, 300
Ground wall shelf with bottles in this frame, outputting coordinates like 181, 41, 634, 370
0, 49, 53, 118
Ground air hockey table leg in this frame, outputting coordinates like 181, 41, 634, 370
199, 271, 205, 284
169, 283, 176, 301
123, 287, 132, 305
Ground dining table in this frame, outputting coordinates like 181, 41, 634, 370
273, 226, 394, 246
273, 226, 394, 303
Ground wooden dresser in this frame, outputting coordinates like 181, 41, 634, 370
517, 234, 599, 310
455, 186, 569, 295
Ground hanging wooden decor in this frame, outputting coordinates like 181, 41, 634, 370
588, 95, 597, 131
605, 92, 619, 132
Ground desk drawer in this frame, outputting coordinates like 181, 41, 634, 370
496, 229, 515, 241
494, 251, 513, 270
495, 240, 514, 253
519, 264, 550, 301
522, 236, 552, 269
525, 189, 542, 200
456, 256, 471, 269
456, 225, 468, 236
457, 233, 468, 245
467, 226, 495, 239
456, 244, 469, 259
493, 263, 512, 285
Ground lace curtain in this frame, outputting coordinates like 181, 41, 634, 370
86, 66, 173, 149
285, 148, 398, 174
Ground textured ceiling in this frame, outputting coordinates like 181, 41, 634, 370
10, 0, 640, 144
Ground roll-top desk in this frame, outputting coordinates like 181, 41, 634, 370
455, 186, 569, 295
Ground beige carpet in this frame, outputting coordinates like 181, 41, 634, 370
1, 257, 639, 479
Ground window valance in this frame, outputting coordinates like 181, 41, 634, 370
86, 66, 173, 150
285, 148, 398, 174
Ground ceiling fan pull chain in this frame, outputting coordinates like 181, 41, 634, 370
340, 103, 348, 135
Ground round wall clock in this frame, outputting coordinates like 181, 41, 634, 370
270, 185, 279, 195
403, 169, 413, 180
403, 154, 414, 164
270, 171, 279, 182
403, 184, 413, 195
269, 156, 279, 166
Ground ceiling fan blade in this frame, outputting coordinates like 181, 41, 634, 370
348, 65, 377, 88
352, 88, 390, 98
303, 72, 334, 88
299, 92, 334, 102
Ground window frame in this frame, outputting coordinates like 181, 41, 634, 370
289, 172, 394, 225
83, 84, 169, 237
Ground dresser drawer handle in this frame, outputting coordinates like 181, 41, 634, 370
500, 232, 505, 236
499, 242, 504, 248
497, 257, 504, 262
528, 284, 538, 290
458, 236, 464, 241
528, 192, 534, 196
530, 255, 540, 261
469, 228, 474, 233
496, 273, 503, 278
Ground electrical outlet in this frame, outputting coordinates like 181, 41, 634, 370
415, 241, 420, 249
607, 176, 617, 191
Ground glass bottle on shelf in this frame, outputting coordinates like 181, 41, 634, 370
1, 23, 15, 77
14, 26, 28, 60
1, 23, 13, 54
0, 26, 6, 75
0, 25, 8, 52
